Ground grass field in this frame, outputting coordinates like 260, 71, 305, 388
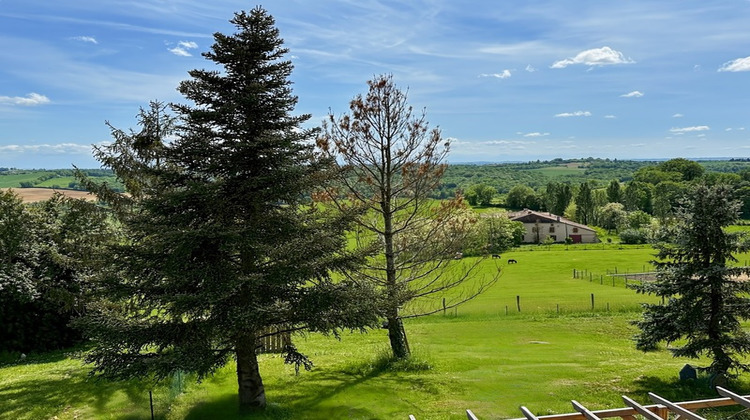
3, 246, 750, 419
0, 171, 50, 188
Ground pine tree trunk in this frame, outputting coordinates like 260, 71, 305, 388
387, 316, 410, 359
236, 334, 266, 411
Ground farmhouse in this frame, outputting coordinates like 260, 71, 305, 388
509, 209, 598, 244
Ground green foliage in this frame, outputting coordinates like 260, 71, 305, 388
465, 183, 496, 206
659, 157, 705, 181
506, 184, 538, 209
652, 180, 687, 220
0, 191, 115, 352
574, 182, 595, 225
544, 181, 573, 215
623, 181, 653, 213
606, 179, 622, 203
625, 210, 653, 229
78, 7, 379, 412
618, 228, 649, 245
631, 183, 750, 375
598, 202, 626, 232
463, 211, 524, 255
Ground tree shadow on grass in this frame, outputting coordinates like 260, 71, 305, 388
0, 364, 171, 420
0, 347, 74, 367
183, 392, 378, 420
182, 355, 436, 419
632, 375, 719, 401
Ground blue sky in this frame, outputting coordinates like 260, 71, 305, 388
1, 1, 749, 168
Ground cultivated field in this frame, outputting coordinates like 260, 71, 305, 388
0, 187, 96, 203
3, 245, 750, 419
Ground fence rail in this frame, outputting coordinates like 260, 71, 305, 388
409, 387, 750, 420
256, 328, 292, 354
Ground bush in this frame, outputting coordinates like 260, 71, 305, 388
619, 228, 649, 244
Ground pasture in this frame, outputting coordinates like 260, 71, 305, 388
3, 245, 750, 419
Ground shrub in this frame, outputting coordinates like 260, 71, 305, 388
619, 228, 649, 244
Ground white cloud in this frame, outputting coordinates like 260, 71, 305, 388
673, 113, 684, 118
726, 128, 733, 131
0, 92, 50, 106
523, 132, 549, 137
670, 125, 710, 133
554, 111, 592, 118
620, 90, 644, 98
551, 46, 634, 69
71, 36, 98, 44
0, 143, 93, 154
479, 70, 512, 79
525, 64, 536, 72
718, 56, 750, 72
604, 115, 617, 119
178, 41, 198, 49
168, 40, 198, 57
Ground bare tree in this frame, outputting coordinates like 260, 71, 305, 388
317, 74, 498, 359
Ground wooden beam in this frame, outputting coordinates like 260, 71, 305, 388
519, 406, 540, 420
467, 409, 479, 420
621, 395, 665, 420
716, 386, 750, 409
648, 392, 706, 420
571, 400, 601, 420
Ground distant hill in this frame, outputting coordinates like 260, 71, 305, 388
0, 168, 123, 191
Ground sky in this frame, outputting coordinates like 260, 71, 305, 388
1, 0, 750, 168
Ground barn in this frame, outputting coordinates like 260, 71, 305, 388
508, 209, 598, 244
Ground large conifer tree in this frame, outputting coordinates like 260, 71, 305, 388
632, 183, 750, 375
79, 8, 377, 411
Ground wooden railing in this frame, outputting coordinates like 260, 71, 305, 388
256, 328, 291, 354
410, 387, 750, 420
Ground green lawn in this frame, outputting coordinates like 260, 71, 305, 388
3, 247, 750, 419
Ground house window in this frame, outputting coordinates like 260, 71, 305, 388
572, 227, 579, 233
549, 227, 555, 233
549, 235, 557, 241
532, 227, 538, 232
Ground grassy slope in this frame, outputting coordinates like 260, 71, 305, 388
3, 246, 749, 419
0, 171, 50, 188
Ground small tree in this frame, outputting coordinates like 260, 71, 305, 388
506, 185, 535, 209
631, 183, 750, 375
606, 179, 622, 203
466, 184, 496, 207
318, 75, 498, 359
574, 182, 595, 225
598, 202, 626, 232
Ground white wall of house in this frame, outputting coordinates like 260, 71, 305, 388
520, 221, 598, 244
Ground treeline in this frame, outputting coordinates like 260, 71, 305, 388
461, 157, 750, 244
435, 158, 750, 199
